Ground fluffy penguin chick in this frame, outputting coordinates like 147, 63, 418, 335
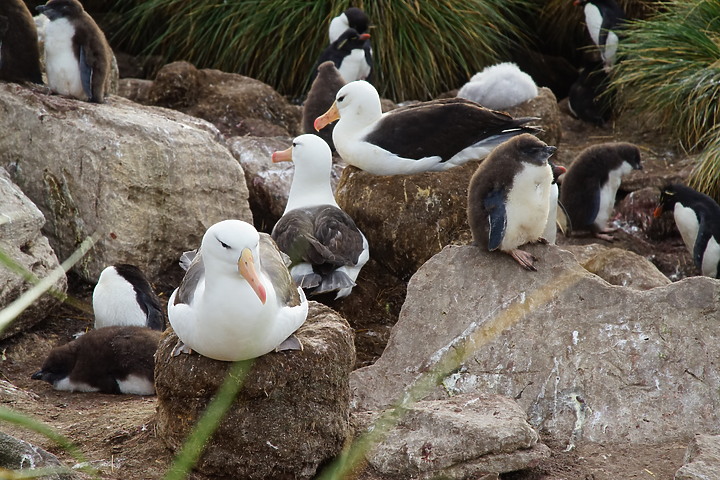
93, 264, 165, 331
654, 184, 720, 278
457, 62, 538, 111
0, 0, 43, 84
467, 133, 557, 270
560, 142, 642, 240
31, 326, 161, 395
36, 0, 112, 102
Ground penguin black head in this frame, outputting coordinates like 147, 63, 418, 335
343, 7, 370, 35
654, 184, 683, 218
510, 133, 558, 167
31, 342, 76, 386
333, 28, 371, 53
36, 0, 83, 21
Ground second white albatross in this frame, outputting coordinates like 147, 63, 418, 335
168, 219, 308, 361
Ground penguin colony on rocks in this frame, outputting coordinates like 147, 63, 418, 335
7, 3, 716, 398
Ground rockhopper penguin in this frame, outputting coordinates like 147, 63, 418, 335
467, 133, 557, 271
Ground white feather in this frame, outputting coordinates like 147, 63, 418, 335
543, 184, 559, 244
594, 161, 633, 230
44, 17, 87, 100
54, 377, 99, 393
457, 62, 538, 110
116, 374, 155, 395
338, 48, 371, 83
92, 267, 147, 329
501, 163, 553, 251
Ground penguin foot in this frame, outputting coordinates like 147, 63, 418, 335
171, 340, 193, 357
594, 232, 615, 242
508, 249, 537, 271
275, 334, 303, 353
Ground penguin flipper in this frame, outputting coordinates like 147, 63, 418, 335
484, 188, 507, 251
692, 219, 712, 270
78, 46, 94, 102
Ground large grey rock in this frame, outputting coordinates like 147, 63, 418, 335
351, 244, 720, 446
0, 167, 66, 339
675, 434, 720, 480
0, 431, 75, 480
146, 61, 302, 138
227, 136, 344, 231
354, 394, 549, 479
336, 163, 475, 280
505, 87, 561, 147
563, 243, 671, 289
155, 301, 355, 480
0, 82, 251, 283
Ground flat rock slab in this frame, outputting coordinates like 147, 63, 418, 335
351, 244, 720, 446
675, 434, 720, 480
354, 394, 549, 479
155, 301, 355, 480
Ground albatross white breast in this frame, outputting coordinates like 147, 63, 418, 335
168, 220, 308, 361
313, 80, 540, 175
271, 134, 369, 299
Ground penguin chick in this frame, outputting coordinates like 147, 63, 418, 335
468, 133, 557, 270
36, 0, 112, 103
654, 184, 720, 278
0, 0, 43, 84
93, 264, 165, 331
303, 61, 346, 151
457, 62, 539, 111
312, 27, 372, 84
560, 142, 642, 240
31, 326, 161, 395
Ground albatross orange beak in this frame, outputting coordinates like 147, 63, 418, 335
238, 248, 267, 304
314, 101, 340, 131
271, 146, 293, 163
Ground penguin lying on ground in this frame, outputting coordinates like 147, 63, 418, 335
560, 142, 642, 240
654, 184, 720, 278
36, 0, 112, 103
93, 264, 165, 331
271, 134, 369, 299
31, 326, 161, 395
0, 0, 43, 84
467, 133, 557, 271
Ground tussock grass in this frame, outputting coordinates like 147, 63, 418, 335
110, 0, 533, 101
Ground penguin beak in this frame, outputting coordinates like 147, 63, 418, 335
314, 102, 340, 131
238, 248, 267, 304
271, 146, 293, 163
31, 370, 45, 381
653, 206, 663, 218
359, 33, 371, 41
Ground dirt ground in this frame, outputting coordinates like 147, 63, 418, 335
0, 103, 701, 479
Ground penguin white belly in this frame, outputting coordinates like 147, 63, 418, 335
338, 48, 370, 82
54, 377, 99, 393
44, 18, 86, 100
542, 184, 559, 244
584, 4, 603, 47
594, 163, 630, 230
701, 237, 720, 278
501, 163, 552, 251
673, 203, 700, 257
117, 374, 155, 395
93, 274, 147, 328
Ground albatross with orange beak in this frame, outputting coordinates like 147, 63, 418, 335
168, 219, 308, 361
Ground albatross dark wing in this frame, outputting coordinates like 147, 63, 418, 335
259, 233, 302, 307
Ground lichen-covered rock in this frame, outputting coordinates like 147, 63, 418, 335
351, 244, 720, 446
335, 163, 475, 280
563, 243, 670, 289
155, 301, 355, 480
0, 167, 66, 339
505, 87, 562, 147
0, 82, 251, 283
146, 61, 302, 138
354, 394, 549, 479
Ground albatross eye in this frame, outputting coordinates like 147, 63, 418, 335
337, 95, 346, 103
218, 239, 231, 249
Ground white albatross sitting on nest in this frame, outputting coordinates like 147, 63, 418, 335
168, 220, 308, 361
271, 134, 369, 299
313, 80, 540, 176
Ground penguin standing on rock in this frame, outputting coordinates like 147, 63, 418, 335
467, 133, 557, 271
31, 326, 161, 395
654, 184, 720, 278
0, 0, 43, 84
36, 0, 112, 103
560, 142, 642, 240
92, 264, 165, 331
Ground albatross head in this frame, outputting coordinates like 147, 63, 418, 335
314, 80, 382, 131
202, 220, 267, 304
